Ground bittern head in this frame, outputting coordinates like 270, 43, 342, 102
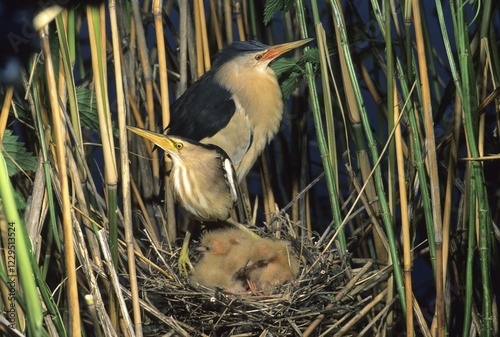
213, 38, 314, 73
127, 126, 217, 164
127, 126, 238, 221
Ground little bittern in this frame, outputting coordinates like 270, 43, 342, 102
167, 39, 313, 181
127, 126, 257, 276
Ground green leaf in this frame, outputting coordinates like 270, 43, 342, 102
272, 49, 321, 99
76, 86, 99, 132
264, 0, 295, 24
301, 48, 320, 64
280, 71, 303, 99
76, 86, 119, 137
1, 129, 37, 177
14, 189, 27, 210
270, 57, 300, 77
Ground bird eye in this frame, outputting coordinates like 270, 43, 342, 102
255, 54, 263, 61
175, 142, 183, 150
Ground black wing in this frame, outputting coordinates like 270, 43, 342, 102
167, 72, 236, 141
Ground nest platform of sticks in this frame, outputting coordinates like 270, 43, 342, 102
136, 215, 387, 336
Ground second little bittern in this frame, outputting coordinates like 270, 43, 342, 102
167, 39, 313, 181
127, 126, 258, 276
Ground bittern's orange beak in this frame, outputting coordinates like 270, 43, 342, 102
261, 38, 314, 62
127, 126, 179, 153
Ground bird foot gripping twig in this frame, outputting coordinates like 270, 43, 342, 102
178, 249, 194, 279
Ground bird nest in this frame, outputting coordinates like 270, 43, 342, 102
136, 214, 384, 336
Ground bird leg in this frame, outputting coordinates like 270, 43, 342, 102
235, 182, 251, 223
225, 218, 260, 239
178, 221, 195, 278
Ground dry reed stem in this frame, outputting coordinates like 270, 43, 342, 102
87, 7, 121, 327
358, 294, 398, 336
23, 162, 46, 259
302, 261, 372, 336
345, 164, 390, 254
209, 0, 223, 49
153, 0, 171, 129
40, 24, 82, 336
412, 1, 444, 335
412, 293, 433, 337
131, 0, 160, 196
0, 86, 13, 141
196, 0, 211, 71
234, 0, 245, 41
73, 207, 117, 337
394, 79, 414, 334
109, 1, 143, 335
260, 154, 276, 224
224, 0, 232, 43
84, 295, 104, 337
316, 24, 337, 185
65, 144, 102, 268
178, 0, 189, 94
98, 230, 135, 337
441, 94, 462, 292
336, 287, 389, 336
194, 0, 203, 77
130, 177, 161, 246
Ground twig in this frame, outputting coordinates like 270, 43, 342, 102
98, 231, 136, 337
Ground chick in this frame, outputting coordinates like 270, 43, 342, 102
190, 253, 248, 294
190, 228, 257, 294
245, 238, 300, 294
196, 228, 254, 255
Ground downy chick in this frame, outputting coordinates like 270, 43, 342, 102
246, 238, 300, 294
190, 228, 257, 294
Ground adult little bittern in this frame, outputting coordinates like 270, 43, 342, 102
167, 39, 313, 181
127, 126, 258, 276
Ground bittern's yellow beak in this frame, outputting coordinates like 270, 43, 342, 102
261, 38, 314, 62
127, 126, 180, 153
